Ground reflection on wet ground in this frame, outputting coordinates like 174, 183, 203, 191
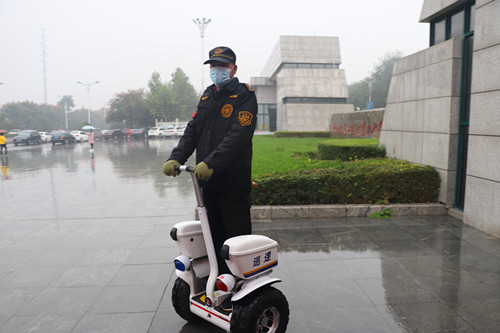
1, 140, 499, 332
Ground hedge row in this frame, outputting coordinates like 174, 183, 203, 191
274, 131, 331, 138
251, 159, 440, 205
317, 142, 386, 161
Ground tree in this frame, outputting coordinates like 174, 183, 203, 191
348, 51, 403, 110
144, 69, 199, 122
106, 89, 155, 128
170, 68, 198, 120
57, 95, 75, 110
144, 72, 175, 122
0, 101, 63, 130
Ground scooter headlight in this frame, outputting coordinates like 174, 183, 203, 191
174, 255, 191, 271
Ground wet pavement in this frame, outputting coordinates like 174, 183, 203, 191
0, 139, 499, 333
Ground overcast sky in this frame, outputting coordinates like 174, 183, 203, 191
0, 0, 428, 110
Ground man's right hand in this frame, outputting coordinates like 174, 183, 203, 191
162, 160, 181, 177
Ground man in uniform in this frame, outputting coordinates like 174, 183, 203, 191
162, 46, 257, 274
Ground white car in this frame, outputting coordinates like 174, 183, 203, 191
176, 125, 186, 136
39, 131, 52, 143
162, 125, 177, 137
71, 130, 89, 142
148, 127, 166, 138
8, 129, 22, 136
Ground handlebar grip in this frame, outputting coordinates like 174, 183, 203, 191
175, 165, 195, 173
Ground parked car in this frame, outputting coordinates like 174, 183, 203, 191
71, 130, 89, 142
50, 130, 76, 145
148, 127, 166, 138
129, 128, 147, 139
176, 125, 187, 136
103, 129, 126, 140
122, 128, 134, 138
39, 131, 52, 143
8, 129, 22, 136
13, 130, 42, 145
163, 125, 177, 137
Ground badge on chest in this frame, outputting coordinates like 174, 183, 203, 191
221, 104, 233, 118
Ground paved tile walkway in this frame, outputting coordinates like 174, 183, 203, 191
1, 141, 499, 332
1, 214, 499, 332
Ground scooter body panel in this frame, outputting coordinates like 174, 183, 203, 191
231, 275, 281, 302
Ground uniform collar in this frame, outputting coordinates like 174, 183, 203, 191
208, 77, 240, 95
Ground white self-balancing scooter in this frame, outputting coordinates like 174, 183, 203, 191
170, 165, 289, 333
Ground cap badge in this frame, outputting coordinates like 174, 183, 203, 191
221, 104, 233, 118
214, 48, 224, 54
238, 111, 253, 126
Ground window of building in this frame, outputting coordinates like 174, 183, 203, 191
450, 10, 464, 38
433, 19, 446, 44
256, 103, 277, 131
430, 1, 475, 46
469, 4, 475, 31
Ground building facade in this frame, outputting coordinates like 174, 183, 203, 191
380, 0, 500, 237
250, 36, 354, 132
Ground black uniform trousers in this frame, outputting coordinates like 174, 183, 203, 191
203, 189, 252, 275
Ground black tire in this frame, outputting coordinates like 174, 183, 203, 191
230, 286, 289, 333
172, 277, 204, 324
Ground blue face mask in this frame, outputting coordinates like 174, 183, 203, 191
210, 66, 233, 87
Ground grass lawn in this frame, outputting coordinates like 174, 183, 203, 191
251, 135, 380, 178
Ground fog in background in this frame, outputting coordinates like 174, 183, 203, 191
0, 0, 427, 110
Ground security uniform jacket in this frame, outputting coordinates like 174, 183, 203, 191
168, 78, 258, 191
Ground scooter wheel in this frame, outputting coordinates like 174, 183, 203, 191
171, 277, 204, 324
230, 286, 289, 333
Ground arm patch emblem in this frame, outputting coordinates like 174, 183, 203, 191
238, 111, 253, 126
221, 104, 233, 118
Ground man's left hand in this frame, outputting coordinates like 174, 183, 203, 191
194, 162, 214, 181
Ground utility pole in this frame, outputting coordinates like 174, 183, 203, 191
193, 18, 211, 92
41, 29, 48, 104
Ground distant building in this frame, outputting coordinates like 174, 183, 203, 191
381, 0, 500, 237
250, 36, 354, 132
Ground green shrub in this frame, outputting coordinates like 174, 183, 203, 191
274, 131, 331, 138
251, 159, 440, 205
317, 140, 386, 161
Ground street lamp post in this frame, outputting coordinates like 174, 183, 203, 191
193, 18, 211, 91
64, 101, 68, 130
77, 81, 100, 124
